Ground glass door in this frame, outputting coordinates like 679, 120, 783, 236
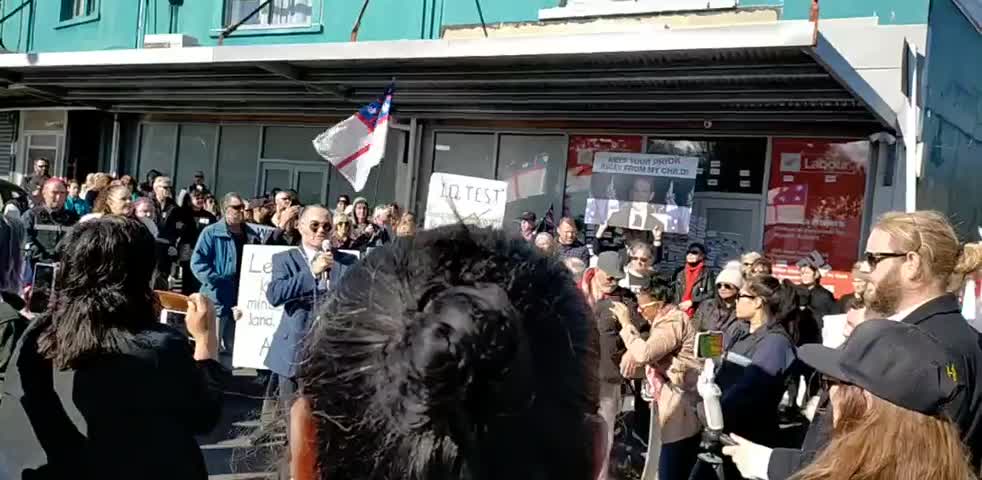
260, 162, 328, 205
692, 194, 763, 264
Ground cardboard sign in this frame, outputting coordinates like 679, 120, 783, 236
232, 245, 299, 370
424, 172, 508, 229
584, 152, 698, 234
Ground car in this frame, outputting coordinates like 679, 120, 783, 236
0, 179, 30, 214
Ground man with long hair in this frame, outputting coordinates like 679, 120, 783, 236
724, 210, 982, 479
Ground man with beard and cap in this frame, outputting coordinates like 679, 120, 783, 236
722, 210, 982, 480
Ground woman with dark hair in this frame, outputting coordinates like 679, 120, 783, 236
0, 216, 227, 480
288, 225, 604, 480
612, 279, 702, 480
716, 275, 798, 449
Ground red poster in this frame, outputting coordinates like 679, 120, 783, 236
764, 139, 869, 297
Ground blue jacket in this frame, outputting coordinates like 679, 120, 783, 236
190, 220, 261, 317
264, 249, 358, 378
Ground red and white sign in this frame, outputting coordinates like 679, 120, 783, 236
764, 139, 869, 297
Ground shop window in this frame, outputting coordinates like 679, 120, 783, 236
215, 125, 261, 198
496, 134, 567, 226
261, 126, 324, 162
138, 124, 178, 183
224, 0, 313, 27
645, 138, 767, 194
176, 125, 217, 191
432, 133, 495, 180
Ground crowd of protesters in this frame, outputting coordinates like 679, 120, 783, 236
1, 159, 982, 480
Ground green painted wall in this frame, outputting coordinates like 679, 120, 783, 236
782, 0, 929, 24
0, 0, 929, 54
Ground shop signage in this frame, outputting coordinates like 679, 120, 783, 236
584, 152, 699, 234
424, 172, 509, 229
764, 139, 869, 296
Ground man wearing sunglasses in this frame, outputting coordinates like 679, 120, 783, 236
191, 192, 263, 358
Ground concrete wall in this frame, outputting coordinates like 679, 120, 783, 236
917, 0, 982, 240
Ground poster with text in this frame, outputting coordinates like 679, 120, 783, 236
232, 245, 299, 370
564, 135, 643, 218
764, 139, 869, 296
424, 173, 509, 229
584, 152, 698, 234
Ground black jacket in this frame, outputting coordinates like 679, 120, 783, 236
693, 296, 737, 333
0, 293, 27, 399
265, 228, 301, 247
766, 294, 982, 478
0, 322, 228, 480
21, 206, 79, 265
557, 240, 591, 265
671, 263, 716, 308
798, 284, 837, 322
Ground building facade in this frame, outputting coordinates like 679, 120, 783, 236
0, 0, 933, 290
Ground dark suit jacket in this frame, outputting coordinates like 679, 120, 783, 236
264, 249, 358, 378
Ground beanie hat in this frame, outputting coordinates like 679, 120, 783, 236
715, 268, 744, 289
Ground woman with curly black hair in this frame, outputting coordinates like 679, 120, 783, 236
288, 225, 605, 480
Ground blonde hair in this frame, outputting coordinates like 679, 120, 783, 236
874, 211, 982, 291
791, 385, 976, 480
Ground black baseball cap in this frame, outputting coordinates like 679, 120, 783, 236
799, 319, 963, 416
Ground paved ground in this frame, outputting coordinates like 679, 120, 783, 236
199, 368, 278, 480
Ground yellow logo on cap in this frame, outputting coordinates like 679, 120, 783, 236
946, 363, 959, 383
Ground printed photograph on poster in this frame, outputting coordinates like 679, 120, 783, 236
424, 172, 509, 230
584, 152, 698, 234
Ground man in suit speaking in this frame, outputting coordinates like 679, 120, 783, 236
265, 205, 345, 413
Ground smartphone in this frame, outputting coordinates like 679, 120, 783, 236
156, 290, 190, 338
28, 262, 59, 314
695, 331, 725, 359
160, 309, 189, 337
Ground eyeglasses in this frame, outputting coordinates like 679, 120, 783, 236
864, 251, 908, 269
307, 221, 329, 232
637, 301, 661, 312
718, 283, 737, 290
688, 250, 704, 255
227, 204, 245, 211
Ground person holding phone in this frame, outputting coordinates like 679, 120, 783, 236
611, 279, 702, 480
0, 215, 228, 480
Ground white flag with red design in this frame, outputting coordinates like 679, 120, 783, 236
313, 87, 393, 192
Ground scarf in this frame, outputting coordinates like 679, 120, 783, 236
682, 262, 704, 317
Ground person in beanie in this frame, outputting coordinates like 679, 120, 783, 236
693, 266, 745, 341
672, 242, 715, 317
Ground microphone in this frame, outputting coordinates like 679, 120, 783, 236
321, 239, 332, 252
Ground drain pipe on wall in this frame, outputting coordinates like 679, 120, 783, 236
136, 0, 147, 48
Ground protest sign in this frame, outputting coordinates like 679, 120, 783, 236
424, 172, 508, 230
232, 244, 298, 370
584, 152, 698, 234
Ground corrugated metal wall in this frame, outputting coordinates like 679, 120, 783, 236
0, 112, 18, 178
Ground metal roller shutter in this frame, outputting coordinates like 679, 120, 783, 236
0, 112, 17, 178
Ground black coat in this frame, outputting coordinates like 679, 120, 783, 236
671, 263, 716, 308
0, 322, 228, 480
766, 294, 982, 477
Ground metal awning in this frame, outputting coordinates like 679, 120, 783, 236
0, 20, 896, 134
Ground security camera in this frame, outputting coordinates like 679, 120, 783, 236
703, 120, 713, 129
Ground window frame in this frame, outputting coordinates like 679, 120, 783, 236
56, 0, 100, 29
211, 0, 324, 38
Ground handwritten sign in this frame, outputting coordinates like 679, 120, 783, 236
423, 173, 508, 229
232, 245, 298, 370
